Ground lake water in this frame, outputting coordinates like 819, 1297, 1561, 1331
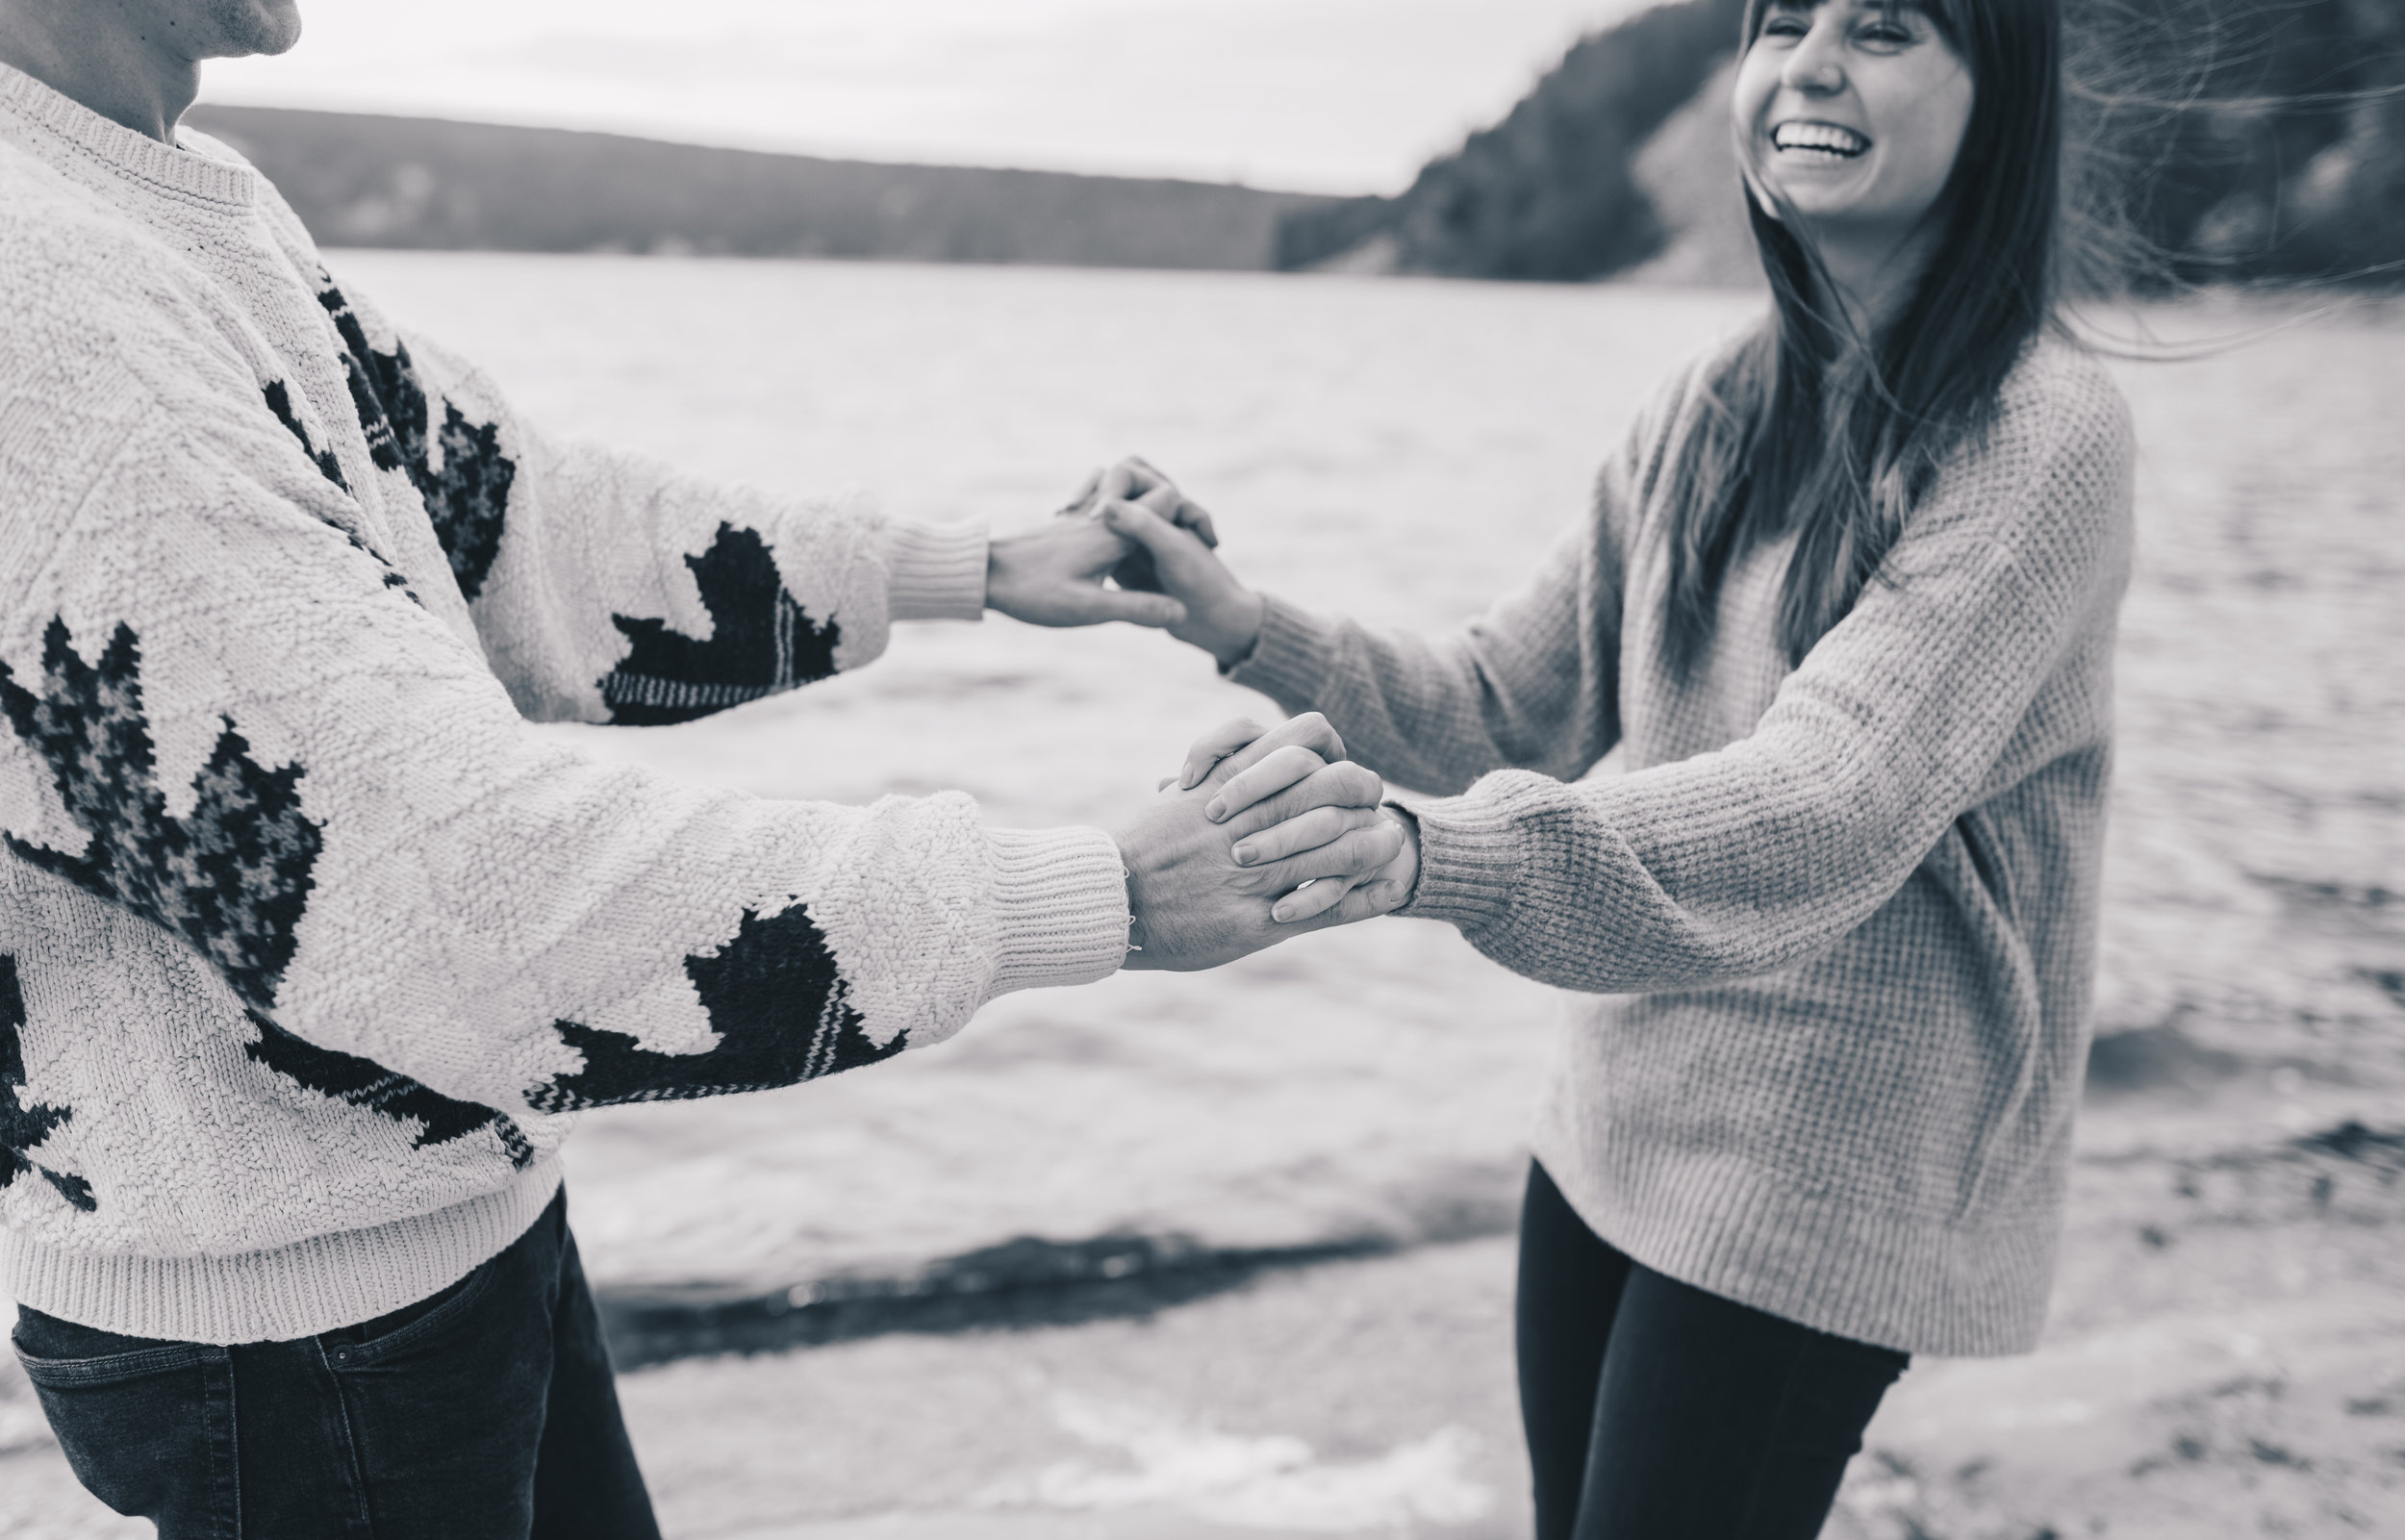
253, 255, 2405, 1297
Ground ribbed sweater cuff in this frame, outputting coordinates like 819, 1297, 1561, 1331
1395, 795, 1523, 933
1224, 593, 1335, 704
884, 519, 989, 622
983, 826, 1131, 997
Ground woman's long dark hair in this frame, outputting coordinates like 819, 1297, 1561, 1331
1660, 0, 2064, 677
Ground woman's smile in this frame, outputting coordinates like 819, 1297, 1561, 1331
1770, 118, 1873, 162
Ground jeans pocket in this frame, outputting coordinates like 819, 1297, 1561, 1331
316, 1232, 560, 1537
15, 1336, 214, 1388
13, 1321, 237, 1536
324, 1248, 504, 1369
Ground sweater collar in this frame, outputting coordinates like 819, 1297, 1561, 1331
0, 59, 256, 209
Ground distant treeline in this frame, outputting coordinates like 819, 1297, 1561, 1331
1278, 0, 1748, 281
186, 1, 2402, 289
1278, 0, 2405, 286
183, 106, 1333, 271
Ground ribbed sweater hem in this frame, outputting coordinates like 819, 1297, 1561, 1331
3, 1158, 563, 1346
1528, 1111, 2056, 1358
884, 519, 989, 623
983, 825, 1130, 996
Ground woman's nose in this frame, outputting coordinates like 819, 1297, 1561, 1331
1782, 25, 1847, 94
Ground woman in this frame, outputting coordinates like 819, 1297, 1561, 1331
1094, 0, 2133, 1534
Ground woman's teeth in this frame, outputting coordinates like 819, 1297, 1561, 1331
1773, 122, 1869, 159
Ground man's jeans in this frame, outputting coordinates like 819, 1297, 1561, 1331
11, 1188, 660, 1539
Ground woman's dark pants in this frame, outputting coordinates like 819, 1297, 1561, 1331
1516, 1161, 1910, 1539
12, 1188, 659, 1540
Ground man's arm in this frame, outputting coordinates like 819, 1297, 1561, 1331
3, 415, 1399, 1127
4, 277, 1409, 1116
0, 229, 1141, 1123
0, 419, 1120, 1115
311, 277, 961, 725
310, 275, 1181, 727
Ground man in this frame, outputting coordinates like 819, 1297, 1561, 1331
0, 2, 1412, 1533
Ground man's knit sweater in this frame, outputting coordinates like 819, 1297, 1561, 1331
0, 65, 1131, 1345
1233, 334, 2135, 1356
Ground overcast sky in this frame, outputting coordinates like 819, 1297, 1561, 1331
198, 0, 1658, 193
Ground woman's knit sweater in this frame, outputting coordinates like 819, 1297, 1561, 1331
0, 65, 1130, 1345
1232, 333, 2135, 1356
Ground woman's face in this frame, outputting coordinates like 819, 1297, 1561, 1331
1734, 0, 1975, 251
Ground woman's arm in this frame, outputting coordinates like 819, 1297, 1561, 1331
1401, 369, 2137, 994
1099, 436, 1642, 797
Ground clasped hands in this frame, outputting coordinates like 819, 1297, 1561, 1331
1113, 713, 1420, 971
985, 463, 1415, 969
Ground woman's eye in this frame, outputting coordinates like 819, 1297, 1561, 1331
1761, 16, 1810, 38
1857, 21, 1915, 47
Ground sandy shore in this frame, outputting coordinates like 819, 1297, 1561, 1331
10, 1079, 2398, 1539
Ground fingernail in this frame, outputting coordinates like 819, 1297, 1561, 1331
1231, 843, 1257, 866
1204, 799, 1227, 822
1271, 901, 1294, 922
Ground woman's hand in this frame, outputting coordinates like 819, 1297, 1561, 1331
1058, 457, 1219, 594
1113, 714, 1408, 969
1170, 717, 1422, 927
1099, 495, 1267, 669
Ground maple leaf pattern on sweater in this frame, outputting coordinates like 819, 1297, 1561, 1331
262, 378, 348, 493
0, 954, 92, 1211
317, 281, 515, 600
527, 902, 902, 1112
601, 522, 843, 726
0, 620, 519, 1159
243, 1011, 535, 1167
259, 379, 421, 604
0, 619, 317, 1013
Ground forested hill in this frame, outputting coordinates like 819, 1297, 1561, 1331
1278, 0, 2405, 286
1277, 0, 1748, 281
182, 106, 1334, 271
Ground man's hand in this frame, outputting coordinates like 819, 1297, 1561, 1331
1111, 714, 1408, 972
986, 515, 1188, 628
